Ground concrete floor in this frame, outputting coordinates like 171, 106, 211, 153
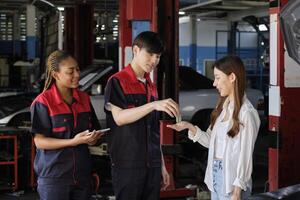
0, 190, 114, 200
0, 119, 269, 200
0, 161, 268, 200
0, 192, 196, 200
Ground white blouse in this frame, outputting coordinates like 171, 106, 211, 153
214, 120, 229, 159
188, 96, 260, 194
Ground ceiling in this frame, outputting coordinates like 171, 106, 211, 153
180, 0, 269, 19
0, 0, 269, 18
181, 0, 268, 11
0, 0, 118, 12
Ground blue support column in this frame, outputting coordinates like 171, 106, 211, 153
189, 15, 197, 71
26, 5, 36, 60
26, 36, 37, 59
189, 43, 197, 70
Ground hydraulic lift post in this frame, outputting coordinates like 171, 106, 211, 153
269, 0, 300, 191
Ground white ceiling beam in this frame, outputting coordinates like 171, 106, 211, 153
180, 0, 222, 11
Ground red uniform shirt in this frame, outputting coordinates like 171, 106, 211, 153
31, 84, 100, 185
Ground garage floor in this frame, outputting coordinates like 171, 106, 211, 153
0, 120, 269, 200
0, 161, 268, 200
0, 193, 114, 200
0, 192, 194, 200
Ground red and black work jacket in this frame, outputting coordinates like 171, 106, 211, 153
30, 84, 100, 185
104, 65, 162, 168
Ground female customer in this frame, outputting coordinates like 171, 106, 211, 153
168, 55, 260, 200
31, 50, 102, 200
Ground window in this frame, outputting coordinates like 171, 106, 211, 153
20, 13, 27, 41
0, 13, 13, 41
0, 12, 28, 41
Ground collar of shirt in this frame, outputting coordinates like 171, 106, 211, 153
222, 95, 247, 111
137, 77, 146, 84
220, 95, 247, 122
126, 64, 152, 85
51, 84, 81, 105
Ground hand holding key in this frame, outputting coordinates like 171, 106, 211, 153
152, 98, 180, 118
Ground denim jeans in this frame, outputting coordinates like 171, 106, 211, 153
211, 159, 251, 200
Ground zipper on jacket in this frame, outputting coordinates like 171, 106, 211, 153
144, 81, 150, 167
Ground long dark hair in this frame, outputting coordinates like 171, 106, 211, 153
43, 50, 71, 91
210, 55, 246, 137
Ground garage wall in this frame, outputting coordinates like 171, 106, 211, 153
179, 17, 259, 73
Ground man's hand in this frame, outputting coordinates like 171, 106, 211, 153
152, 98, 179, 118
161, 165, 170, 190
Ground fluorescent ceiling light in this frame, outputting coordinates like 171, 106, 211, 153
258, 24, 268, 31
57, 7, 64, 11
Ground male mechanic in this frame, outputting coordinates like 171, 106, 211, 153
104, 31, 179, 200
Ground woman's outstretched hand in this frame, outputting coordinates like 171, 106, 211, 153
167, 121, 196, 133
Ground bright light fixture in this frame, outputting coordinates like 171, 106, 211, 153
258, 24, 268, 31
57, 7, 64, 11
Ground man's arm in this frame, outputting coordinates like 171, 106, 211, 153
109, 98, 179, 126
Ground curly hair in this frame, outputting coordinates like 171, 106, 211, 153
43, 50, 71, 91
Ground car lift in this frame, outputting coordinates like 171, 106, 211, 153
268, 0, 300, 191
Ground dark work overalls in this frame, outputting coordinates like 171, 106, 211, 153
104, 65, 162, 200
30, 84, 100, 200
